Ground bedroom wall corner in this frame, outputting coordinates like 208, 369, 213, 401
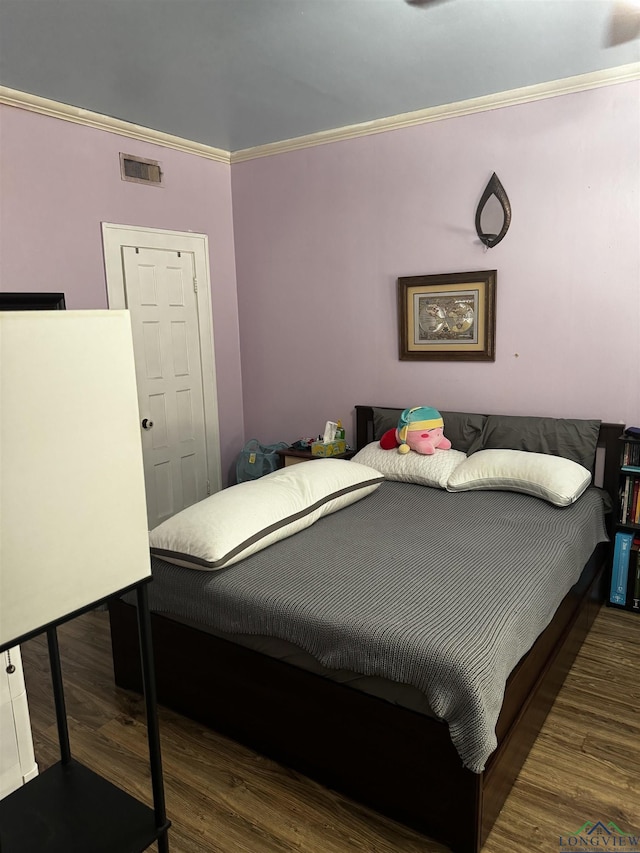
0, 103, 244, 486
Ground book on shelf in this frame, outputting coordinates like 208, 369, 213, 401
610, 531, 634, 606
630, 539, 640, 611
618, 474, 640, 525
631, 479, 640, 524
620, 478, 629, 523
620, 477, 630, 523
622, 440, 640, 467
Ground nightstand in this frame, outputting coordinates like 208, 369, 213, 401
277, 447, 355, 467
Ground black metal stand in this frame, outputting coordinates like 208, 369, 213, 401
0, 579, 170, 853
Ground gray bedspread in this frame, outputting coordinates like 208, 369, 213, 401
143, 481, 608, 773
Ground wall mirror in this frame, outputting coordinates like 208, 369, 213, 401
475, 173, 511, 248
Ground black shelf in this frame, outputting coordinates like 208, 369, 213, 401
608, 601, 640, 614
0, 760, 169, 853
0, 581, 170, 851
609, 434, 640, 615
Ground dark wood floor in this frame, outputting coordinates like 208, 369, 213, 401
19, 604, 640, 853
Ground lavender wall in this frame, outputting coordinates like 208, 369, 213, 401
0, 105, 243, 483
232, 81, 639, 447
2, 82, 638, 469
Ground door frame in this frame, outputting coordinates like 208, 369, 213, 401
102, 222, 222, 497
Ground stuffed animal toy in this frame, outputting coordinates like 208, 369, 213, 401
379, 406, 452, 455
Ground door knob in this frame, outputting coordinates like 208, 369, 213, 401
142, 418, 154, 430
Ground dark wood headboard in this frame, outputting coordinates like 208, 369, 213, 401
354, 405, 623, 505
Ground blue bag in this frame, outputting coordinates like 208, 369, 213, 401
236, 439, 288, 483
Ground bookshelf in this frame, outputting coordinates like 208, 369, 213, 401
608, 434, 640, 613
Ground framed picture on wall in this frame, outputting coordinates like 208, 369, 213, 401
397, 270, 496, 361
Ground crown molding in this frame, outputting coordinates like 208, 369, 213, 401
2, 62, 638, 166
231, 62, 640, 163
0, 86, 231, 165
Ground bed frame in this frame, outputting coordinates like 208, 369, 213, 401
109, 408, 623, 853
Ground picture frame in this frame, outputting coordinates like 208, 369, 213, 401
398, 270, 496, 361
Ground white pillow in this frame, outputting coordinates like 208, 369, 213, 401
351, 441, 466, 489
446, 449, 592, 506
149, 458, 383, 571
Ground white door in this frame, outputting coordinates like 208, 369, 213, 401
102, 225, 221, 530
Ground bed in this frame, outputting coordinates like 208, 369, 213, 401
109, 406, 623, 853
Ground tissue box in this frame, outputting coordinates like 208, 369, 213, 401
311, 439, 347, 457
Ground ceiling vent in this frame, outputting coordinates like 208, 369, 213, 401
120, 153, 163, 187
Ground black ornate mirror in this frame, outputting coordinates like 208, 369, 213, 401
475, 173, 511, 248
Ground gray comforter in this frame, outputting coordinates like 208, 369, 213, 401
144, 481, 608, 772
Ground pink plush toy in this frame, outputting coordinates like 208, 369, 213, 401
379, 406, 451, 455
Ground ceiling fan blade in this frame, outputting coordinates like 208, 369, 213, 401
404, 0, 451, 7
605, 1, 640, 46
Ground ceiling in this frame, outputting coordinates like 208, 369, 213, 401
1, 0, 639, 154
